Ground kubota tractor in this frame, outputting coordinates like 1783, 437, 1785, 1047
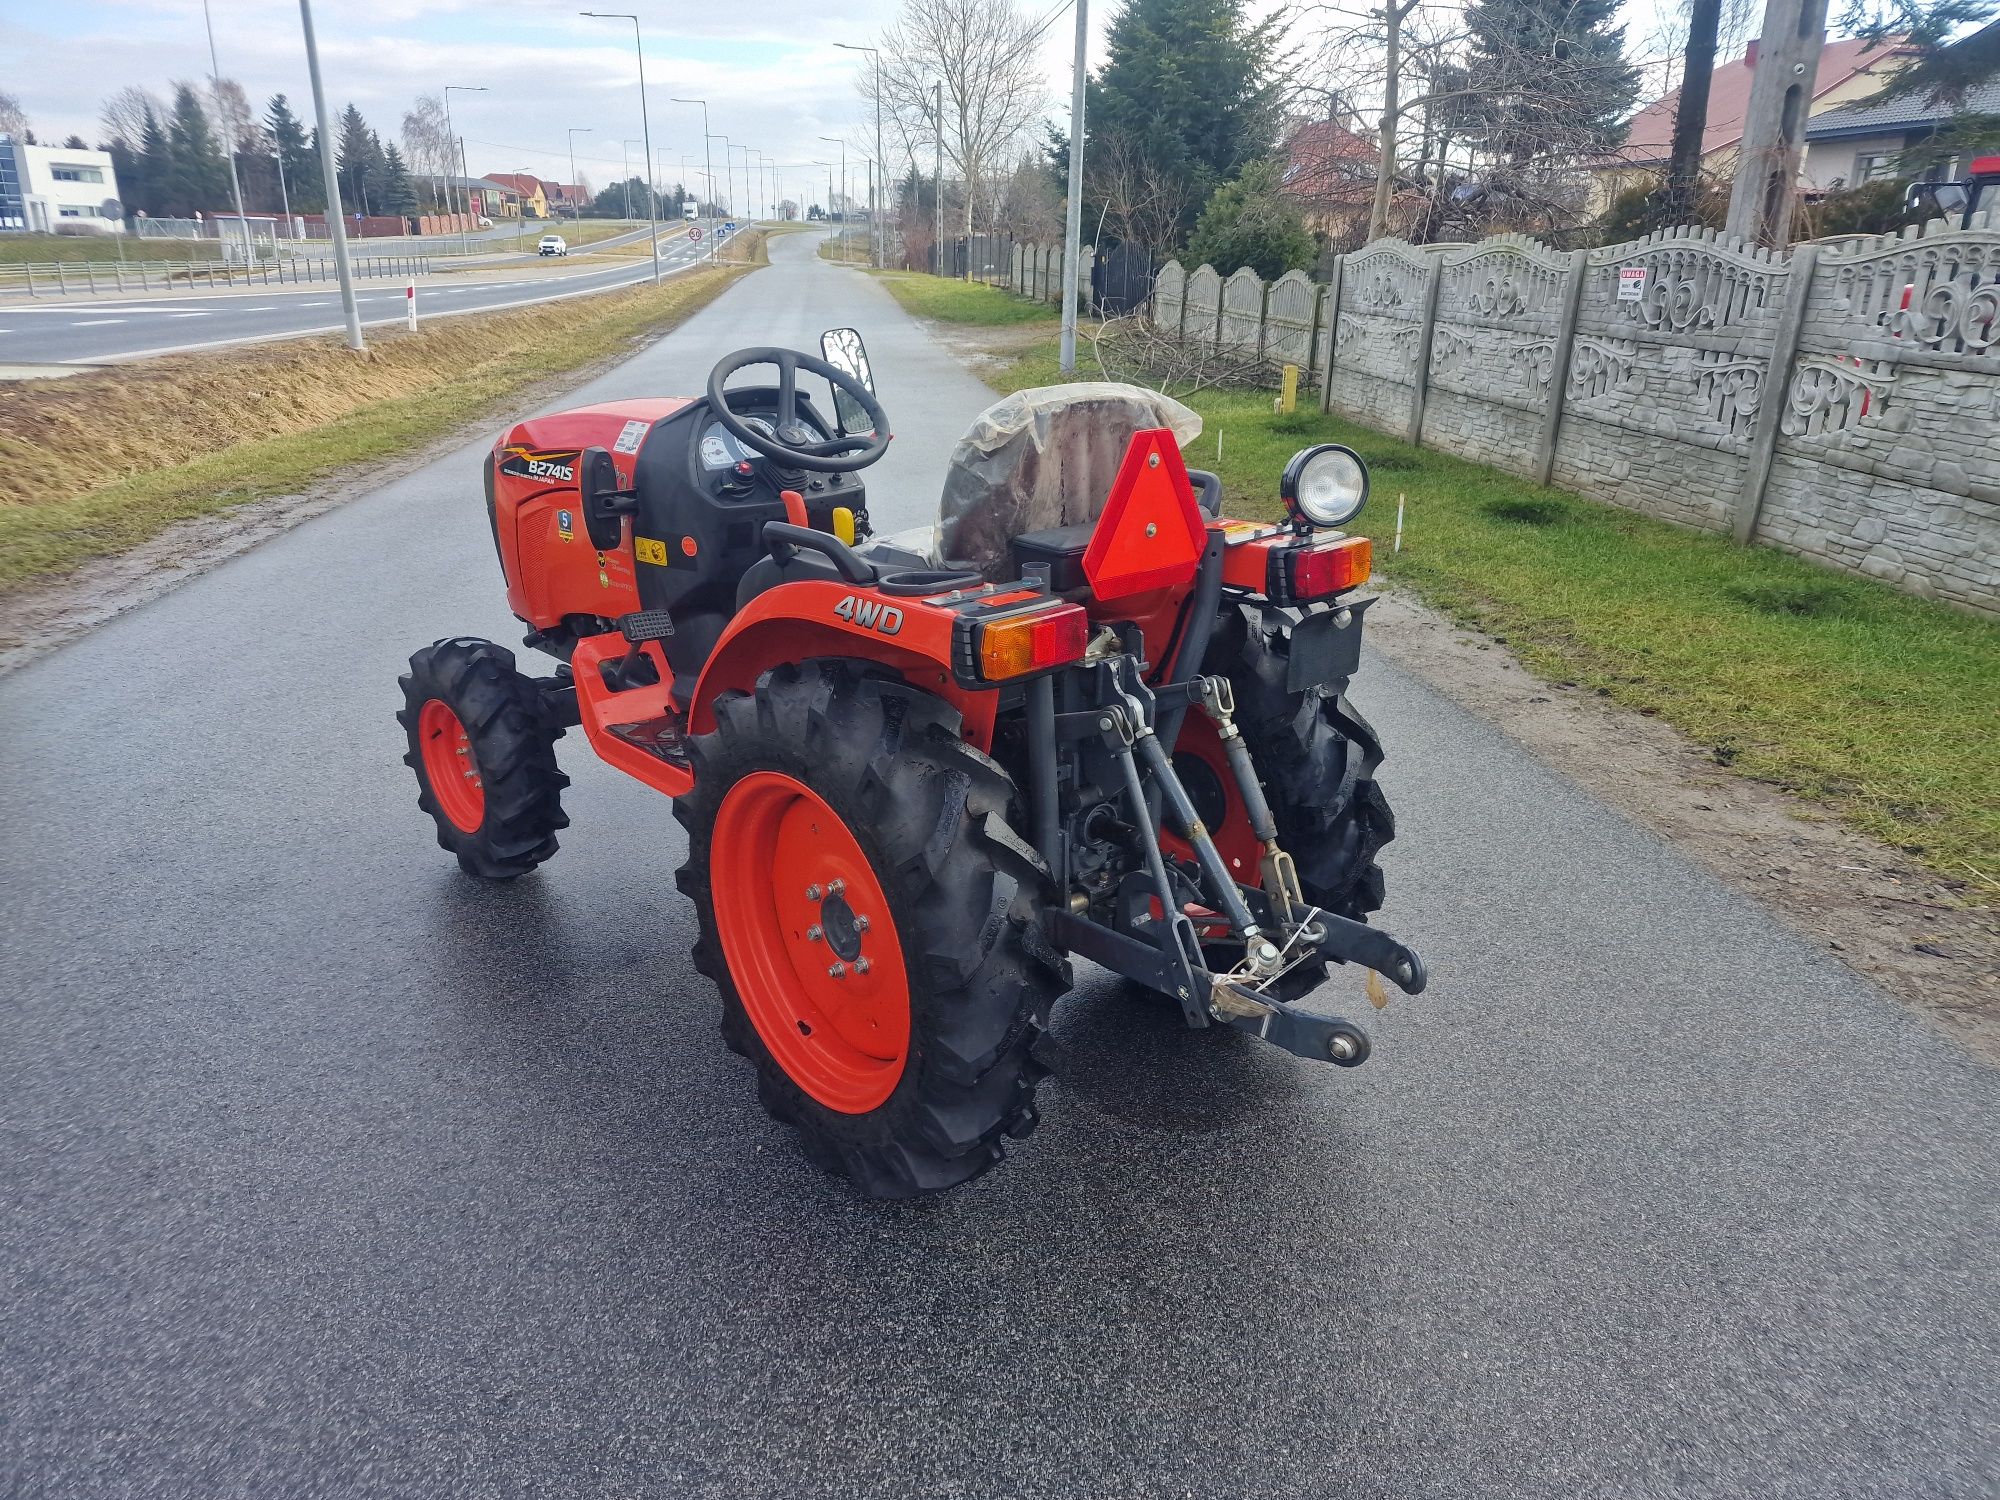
398, 331, 1425, 1196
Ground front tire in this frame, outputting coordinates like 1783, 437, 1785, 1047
675, 660, 1068, 1197
398, 637, 568, 880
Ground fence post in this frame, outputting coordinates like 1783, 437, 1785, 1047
1406, 254, 1444, 445
1532, 247, 1590, 486
1318, 255, 1344, 413
1733, 242, 1819, 545
1255, 278, 1271, 366
57, 263, 67, 295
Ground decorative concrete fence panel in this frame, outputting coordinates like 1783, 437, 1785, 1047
1327, 239, 1435, 437
1153, 260, 1187, 335
1423, 234, 1574, 474
1183, 264, 1224, 345
1221, 268, 1266, 353
1757, 223, 2000, 607
1545, 229, 1793, 533
1265, 270, 1323, 370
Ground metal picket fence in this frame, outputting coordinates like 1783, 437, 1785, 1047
0, 254, 434, 298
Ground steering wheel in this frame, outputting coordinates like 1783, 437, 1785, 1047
705, 345, 891, 474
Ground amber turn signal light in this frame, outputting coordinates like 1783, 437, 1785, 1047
974, 604, 1090, 682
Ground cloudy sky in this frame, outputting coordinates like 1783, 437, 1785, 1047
4, 0, 1695, 204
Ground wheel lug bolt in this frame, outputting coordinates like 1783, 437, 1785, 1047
828, 879, 845, 896
805, 884, 822, 901
854, 915, 869, 933
806, 924, 823, 942
828, 962, 847, 979
854, 957, 871, 975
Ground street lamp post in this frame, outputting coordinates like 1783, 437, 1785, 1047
819, 136, 847, 260
201, 0, 255, 270
441, 85, 487, 226
582, 11, 664, 283
813, 161, 835, 227
672, 99, 715, 261
834, 42, 885, 268
931, 81, 944, 277
295, 0, 361, 349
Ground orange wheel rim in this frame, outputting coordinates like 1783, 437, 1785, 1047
711, 771, 910, 1113
419, 699, 485, 834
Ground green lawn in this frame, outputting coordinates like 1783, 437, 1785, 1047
873, 271, 2000, 901
870, 270, 1061, 326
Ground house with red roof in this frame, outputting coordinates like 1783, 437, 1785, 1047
1590, 36, 1907, 213
1281, 115, 1380, 242
485, 173, 552, 219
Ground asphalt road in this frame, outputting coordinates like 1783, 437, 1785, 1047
2, 230, 1995, 1500
0, 227, 718, 366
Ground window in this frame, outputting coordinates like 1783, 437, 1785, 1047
51, 164, 104, 184
1855, 152, 1896, 183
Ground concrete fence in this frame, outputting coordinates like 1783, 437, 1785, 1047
1148, 220, 2000, 618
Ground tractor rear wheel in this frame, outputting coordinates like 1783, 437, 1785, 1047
1204, 602, 1394, 920
398, 637, 569, 880
675, 660, 1067, 1197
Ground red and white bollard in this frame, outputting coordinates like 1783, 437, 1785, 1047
406, 281, 418, 331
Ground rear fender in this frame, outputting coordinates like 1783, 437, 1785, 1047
689, 579, 999, 749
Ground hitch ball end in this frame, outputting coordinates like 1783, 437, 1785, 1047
1326, 1023, 1370, 1067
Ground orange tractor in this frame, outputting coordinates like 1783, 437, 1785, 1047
399, 333, 1424, 1195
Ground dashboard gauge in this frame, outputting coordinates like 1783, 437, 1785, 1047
699, 429, 734, 469
742, 417, 775, 441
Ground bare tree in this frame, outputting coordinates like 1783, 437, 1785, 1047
0, 91, 27, 141
210, 78, 257, 153
1300, 0, 1639, 241
875, 0, 1046, 236
100, 86, 166, 149
402, 95, 453, 213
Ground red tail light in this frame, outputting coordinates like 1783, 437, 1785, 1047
1283, 536, 1372, 602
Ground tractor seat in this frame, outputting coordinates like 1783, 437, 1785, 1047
934, 382, 1201, 580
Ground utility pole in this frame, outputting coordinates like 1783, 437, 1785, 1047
1725, 0, 1829, 247
567, 127, 591, 221
296, 0, 361, 349
201, 0, 255, 268
836, 42, 887, 267
583, 12, 664, 282
1059, 0, 1088, 372
672, 99, 716, 260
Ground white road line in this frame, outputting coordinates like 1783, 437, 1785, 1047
242, 305, 276, 312
298, 301, 327, 307
167, 312, 209, 318
71, 319, 128, 327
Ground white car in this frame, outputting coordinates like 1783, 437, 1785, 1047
538, 234, 568, 257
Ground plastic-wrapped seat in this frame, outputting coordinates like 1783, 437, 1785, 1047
858, 382, 1201, 581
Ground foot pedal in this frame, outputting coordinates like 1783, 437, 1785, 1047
617, 609, 675, 643
607, 714, 690, 768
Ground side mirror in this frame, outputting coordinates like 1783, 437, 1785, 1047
579, 445, 635, 551
819, 326, 876, 436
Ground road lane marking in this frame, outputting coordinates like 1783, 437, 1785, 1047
167, 312, 209, 318
71, 319, 127, 326
91, 259, 675, 362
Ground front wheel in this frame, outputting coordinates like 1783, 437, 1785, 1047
674, 660, 1068, 1197
398, 637, 568, 880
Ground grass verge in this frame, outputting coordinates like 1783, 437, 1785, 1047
874, 271, 2000, 901
0, 231, 767, 593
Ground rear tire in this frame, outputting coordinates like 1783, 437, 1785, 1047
398, 637, 568, 880
675, 660, 1068, 1197
1204, 602, 1394, 919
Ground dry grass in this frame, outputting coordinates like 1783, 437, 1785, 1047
0, 229, 770, 593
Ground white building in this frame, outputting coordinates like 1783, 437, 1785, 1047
0, 136, 124, 234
